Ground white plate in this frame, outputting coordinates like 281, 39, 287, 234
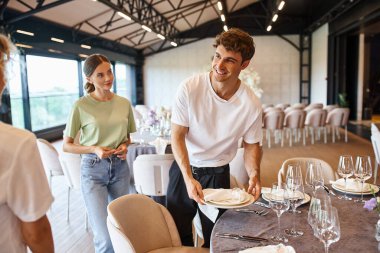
203, 189, 255, 209
331, 183, 379, 195
261, 192, 311, 206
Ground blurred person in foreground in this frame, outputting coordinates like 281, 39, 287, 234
167, 28, 263, 247
0, 35, 54, 252
63, 54, 136, 253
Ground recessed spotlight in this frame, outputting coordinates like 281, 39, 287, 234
272, 14, 278, 22
117, 11, 131, 21
221, 14, 225, 22
217, 1, 223, 11
48, 49, 62, 53
223, 25, 228, 32
141, 25, 152, 32
15, 43, 33, 49
157, 34, 165, 40
51, 37, 64, 43
266, 25, 272, 32
79, 54, 89, 58
81, 44, 91, 49
278, 1, 285, 10
170, 41, 177, 47
16, 30, 34, 36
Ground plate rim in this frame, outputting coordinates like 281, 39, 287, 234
261, 192, 311, 205
331, 183, 379, 195
204, 194, 255, 209
203, 188, 252, 206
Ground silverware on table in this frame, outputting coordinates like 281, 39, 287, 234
216, 233, 269, 243
235, 209, 269, 216
323, 185, 336, 196
254, 201, 270, 209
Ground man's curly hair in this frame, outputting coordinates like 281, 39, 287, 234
213, 28, 255, 62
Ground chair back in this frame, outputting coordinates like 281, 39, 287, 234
371, 133, 380, 184
291, 103, 306, 109
304, 103, 323, 112
323, 104, 339, 114
36, 138, 64, 177
60, 152, 81, 189
326, 108, 350, 127
107, 194, 182, 253
133, 154, 174, 196
284, 109, 306, 129
305, 109, 327, 127
263, 110, 285, 130
229, 148, 248, 189
372, 123, 380, 135
278, 157, 337, 184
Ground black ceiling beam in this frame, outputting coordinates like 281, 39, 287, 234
0, 0, 10, 20
3, 0, 73, 25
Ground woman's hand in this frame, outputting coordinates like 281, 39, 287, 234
94, 146, 115, 159
114, 143, 128, 160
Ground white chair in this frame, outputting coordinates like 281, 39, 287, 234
304, 109, 327, 144
262, 109, 285, 148
283, 109, 306, 146
304, 103, 323, 113
323, 104, 339, 114
36, 138, 64, 188
107, 194, 209, 253
133, 154, 174, 196
325, 108, 350, 143
278, 157, 338, 185
371, 124, 380, 184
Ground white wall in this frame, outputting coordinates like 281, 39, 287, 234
144, 35, 300, 107
311, 24, 328, 104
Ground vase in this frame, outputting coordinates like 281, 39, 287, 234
376, 218, 380, 241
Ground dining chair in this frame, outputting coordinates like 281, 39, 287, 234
60, 151, 88, 230
262, 109, 285, 148
36, 138, 64, 188
107, 194, 209, 253
278, 157, 338, 185
133, 154, 174, 196
323, 104, 339, 114
283, 109, 306, 146
325, 108, 350, 143
304, 103, 323, 113
304, 108, 328, 144
371, 130, 380, 184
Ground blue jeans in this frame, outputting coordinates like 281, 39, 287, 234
81, 153, 130, 253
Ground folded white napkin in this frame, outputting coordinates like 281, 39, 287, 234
239, 244, 296, 253
204, 188, 246, 203
149, 137, 168, 154
198, 203, 219, 223
331, 178, 371, 192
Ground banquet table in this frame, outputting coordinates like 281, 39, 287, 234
211, 186, 380, 253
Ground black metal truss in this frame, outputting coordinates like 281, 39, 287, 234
1, 0, 73, 25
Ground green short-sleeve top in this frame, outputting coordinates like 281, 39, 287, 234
64, 94, 136, 149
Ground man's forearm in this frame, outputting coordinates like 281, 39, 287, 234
21, 215, 54, 253
244, 142, 262, 178
172, 133, 192, 180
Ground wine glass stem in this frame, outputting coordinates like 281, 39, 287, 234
277, 215, 281, 236
324, 244, 329, 253
344, 177, 348, 198
360, 180, 364, 201
292, 206, 296, 231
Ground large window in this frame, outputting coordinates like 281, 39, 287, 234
115, 62, 132, 101
26, 55, 79, 131
9, 54, 24, 129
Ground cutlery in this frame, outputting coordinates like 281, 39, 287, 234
323, 185, 336, 196
216, 233, 269, 242
235, 209, 269, 216
254, 201, 270, 209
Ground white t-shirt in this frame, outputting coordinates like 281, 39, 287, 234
0, 122, 53, 253
172, 72, 262, 167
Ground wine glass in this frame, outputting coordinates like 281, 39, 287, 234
354, 155, 372, 203
268, 182, 290, 243
337, 155, 354, 200
285, 163, 305, 237
308, 189, 331, 236
306, 161, 324, 196
315, 206, 340, 253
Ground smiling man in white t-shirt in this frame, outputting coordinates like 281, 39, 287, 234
167, 28, 262, 248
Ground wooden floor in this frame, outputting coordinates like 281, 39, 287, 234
49, 129, 376, 252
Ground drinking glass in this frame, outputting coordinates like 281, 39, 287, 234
337, 155, 354, 200
354, 155, 372, 203
306, 161, 324, 196
315, 207, 340, 253
285, 164, 304, 237
308, 189, 331, 236
268, 182, 290, 243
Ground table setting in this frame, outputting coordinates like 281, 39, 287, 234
210, 155, 380, 253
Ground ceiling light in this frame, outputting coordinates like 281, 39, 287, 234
81, 44, 91, 49
223, 25, 228, 32
272, 14, 278, 22
170, 42, 177, 47
157, 34, 165, 40
15, 43, 33, 49
141, 25, 152, 32
221, 14, 225, 22
16, 29, 34, 36
51, 37, 64, 43
117, 11, 131, 21
278, 1, 285, 10
48, 49, 62, 53
79, 54, 89, 58
217, 1, 223, 11
266, 25, 272, 32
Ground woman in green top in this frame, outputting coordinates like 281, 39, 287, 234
63, 54, 136, 253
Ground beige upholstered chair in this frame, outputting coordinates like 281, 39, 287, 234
325, 108, 350, 143
283, 109, 306, 146
263, 109, 285, 148
36, 138, 64, 188
304, 109, 328, 144
278, 157, 338, 185
323, 104, 339, 114
107, 194, 209, 253
304, 103, 323, 113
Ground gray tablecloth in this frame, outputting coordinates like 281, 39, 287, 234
211, 187, 380, 253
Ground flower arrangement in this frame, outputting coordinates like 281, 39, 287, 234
239, 66, 263, 98
363, 189, 380, 213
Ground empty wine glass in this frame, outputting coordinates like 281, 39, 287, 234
308, 189, 331, 235
268, 182, 290, 243
315, 206, 340, 253
337, 155, 354, 200
285, 163, 305, 237
306, 161, 324, 196
354, 155, 372, 203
